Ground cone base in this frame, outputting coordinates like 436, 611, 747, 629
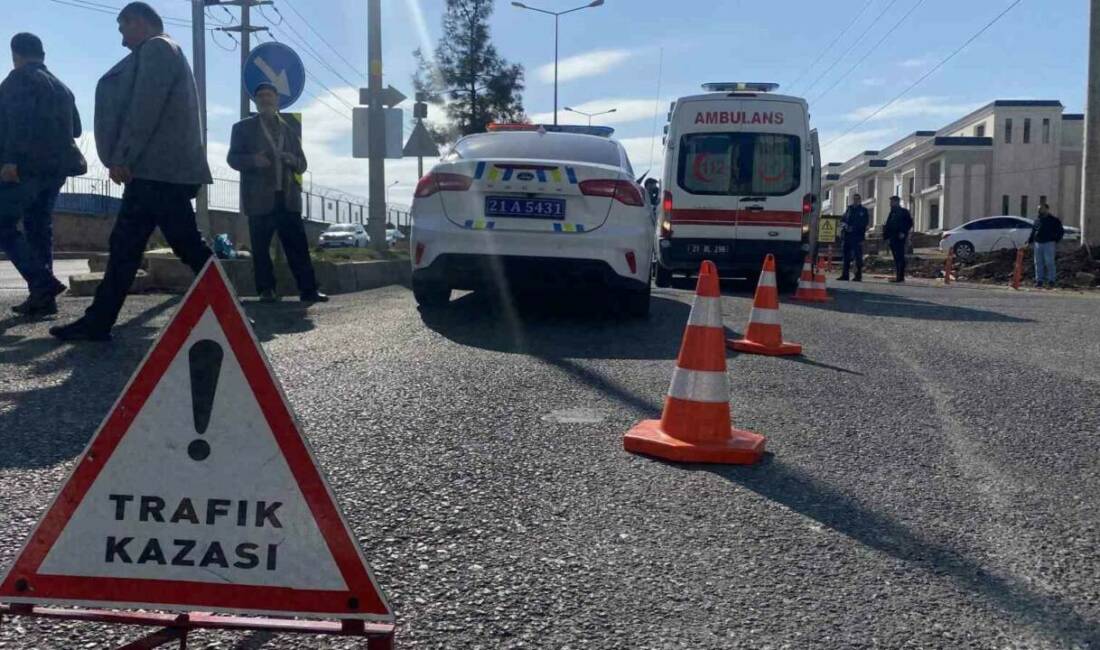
728, 338, 802, 356
623, 419, 766, 464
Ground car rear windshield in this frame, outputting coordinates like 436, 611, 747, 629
677, 133, 801, 196
328, 224, 357, 232
451, 133, 623, 168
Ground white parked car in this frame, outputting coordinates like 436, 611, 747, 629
410, 125, 654, 316
386, 227, 406, 246
939, 216, 1036, 258
319, 223, 369, 248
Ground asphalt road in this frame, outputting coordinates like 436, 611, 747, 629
0, 277, 1098, 648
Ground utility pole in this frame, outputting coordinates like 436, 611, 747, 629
1083, 0, 1100, 251
191, 1, 211, 239
367, 0, 387, 252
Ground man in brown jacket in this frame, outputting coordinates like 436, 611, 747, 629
228, 82, 325, 303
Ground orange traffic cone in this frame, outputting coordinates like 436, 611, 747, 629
729, 254, 802, 356
813, 261, 832, 301
624, 260, 766, 465
790, 257, 817, 301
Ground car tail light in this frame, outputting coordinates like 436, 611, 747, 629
415, 242, 425, 265
579, 179, 645, 206
414, 172, 472, 198
625, 251, 637, 274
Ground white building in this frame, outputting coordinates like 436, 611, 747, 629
821, 100, 1083, 232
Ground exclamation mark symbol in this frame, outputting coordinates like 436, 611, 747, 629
187, 339, 224, 462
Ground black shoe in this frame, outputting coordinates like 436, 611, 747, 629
49, 318, 111, 342
838, 275, 850, 282
853, 275, 863, 282
300, 291, 329, 303
12, 281, 66, 317
258, 289, 279, 303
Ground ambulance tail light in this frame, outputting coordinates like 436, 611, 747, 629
662, 190, 673, 215
625, 250, 637, 275
414, 172, 473, 198
802, 193, 815, 217
660, 191, 674, 239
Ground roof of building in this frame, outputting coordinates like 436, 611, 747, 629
933, 136, 993, 146
869, 160, 888, 167
914, 130, 937, 136
991, 100, 1063, 108
1063, 113, 1085, 121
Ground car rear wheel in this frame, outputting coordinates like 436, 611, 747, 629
953, 241, 975, 260
413, 278, 451, 309
654, 265, 672, 288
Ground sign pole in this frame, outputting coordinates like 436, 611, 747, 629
191, 0, 211, 240
367, 0, 387, 252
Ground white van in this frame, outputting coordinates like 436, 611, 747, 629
655, 83, 821, 290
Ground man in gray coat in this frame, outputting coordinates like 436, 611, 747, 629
227, 82, 325, 303
52, 2, 212, 341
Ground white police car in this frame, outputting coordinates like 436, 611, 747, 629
410, 124, 654, 316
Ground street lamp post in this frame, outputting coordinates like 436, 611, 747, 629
511, 1, 604, 126
563, 106, 617, 126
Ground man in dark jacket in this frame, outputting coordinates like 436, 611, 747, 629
0, 33, 84, 317
1028, 203, 1064, 289
227, 82, 325, 303
51, 3, 213, 341
882, 196, 914, 283
839, 193, 870, 281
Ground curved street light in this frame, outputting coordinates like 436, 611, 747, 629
512, 1, 605, 126
563, 106, 617, 126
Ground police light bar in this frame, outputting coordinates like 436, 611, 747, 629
702, 82, 780, 93
486, 123, 615, 137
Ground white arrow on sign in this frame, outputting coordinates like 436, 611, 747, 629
358, 85, 407, 108
254, 56, 291, 96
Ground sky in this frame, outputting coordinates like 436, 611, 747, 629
7, 0, 1090, 208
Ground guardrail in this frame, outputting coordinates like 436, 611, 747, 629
60, 174, 413, 229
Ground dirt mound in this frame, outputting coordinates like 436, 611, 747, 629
860, 247, 1100, 287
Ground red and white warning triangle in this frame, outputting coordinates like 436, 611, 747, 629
0, 260, 392, 621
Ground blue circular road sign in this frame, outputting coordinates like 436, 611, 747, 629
243, 42, 306, 110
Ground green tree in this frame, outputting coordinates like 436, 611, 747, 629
412, 0, 526, 144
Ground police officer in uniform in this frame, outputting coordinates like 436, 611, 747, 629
882, 196, 914, 283
839, 193, 869, 281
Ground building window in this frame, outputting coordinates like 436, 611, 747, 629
1002, 195, 1010, 215
867, 180, 875, 198
908, 177, 915, 196
929, 203, 940, 230
824, 189, 830, 200
975, 124, 986, 137
928, 161, 942, 185
1020, 195, 1028, 217
1043, 118, 1051, 144
1023, 118, 1031, 144
1005, 118, 1013, 143
1040, 195, 1047, 210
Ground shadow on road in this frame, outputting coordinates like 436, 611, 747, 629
420, 291, 695, 361
808, 288, 1035, 323
0, 297, 179, 470
242, 300, 316, 342
703, 456, 1100, 647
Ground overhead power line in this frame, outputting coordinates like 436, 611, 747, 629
824, 0, 1025, 149
811, 0, 929, 105
788, 0, 875, 94
261, 8, 362, 89
802, 0, 904, 97
47, 0, 191, 26
279, 0, 367, 80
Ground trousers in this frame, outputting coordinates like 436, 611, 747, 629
890, 237, 907, 280
249, 203, 317, 295
842, 238, 863, 277
0, 176, 62, 294
84, 179, 211, 331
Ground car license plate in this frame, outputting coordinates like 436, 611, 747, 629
485, 196, 566, 220
687, 243, 731, 256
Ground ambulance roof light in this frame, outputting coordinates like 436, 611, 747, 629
702, 82, 780, 93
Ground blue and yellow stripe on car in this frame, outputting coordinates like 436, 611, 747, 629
552, 223, 585, 233
463, 219, 495, 230
473, 164, 579, 184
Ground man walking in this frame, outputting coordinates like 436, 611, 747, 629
0, 33, 85, 317
882, 196, 914, 283
51, 3, 212, 341
1029, 202, 1064, 289
227, 82, 326, 303
839, 193, 869, 281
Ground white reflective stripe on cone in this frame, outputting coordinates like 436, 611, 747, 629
667, 367, 729, 403
758, 271, 777, 287
748, 306, 781, 325
687, 296, 724, 328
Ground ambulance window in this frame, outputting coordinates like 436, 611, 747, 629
677, 133, 801, 196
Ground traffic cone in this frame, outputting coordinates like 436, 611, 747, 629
623, 260, 766, 465
729, 254, 802, 357
790, 257, 818, 301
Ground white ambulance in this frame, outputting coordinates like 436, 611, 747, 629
654, 83, 821, 290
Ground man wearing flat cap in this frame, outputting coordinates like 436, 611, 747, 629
227, 81, 325, 303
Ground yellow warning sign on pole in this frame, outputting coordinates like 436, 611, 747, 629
818, 217, 839, 244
